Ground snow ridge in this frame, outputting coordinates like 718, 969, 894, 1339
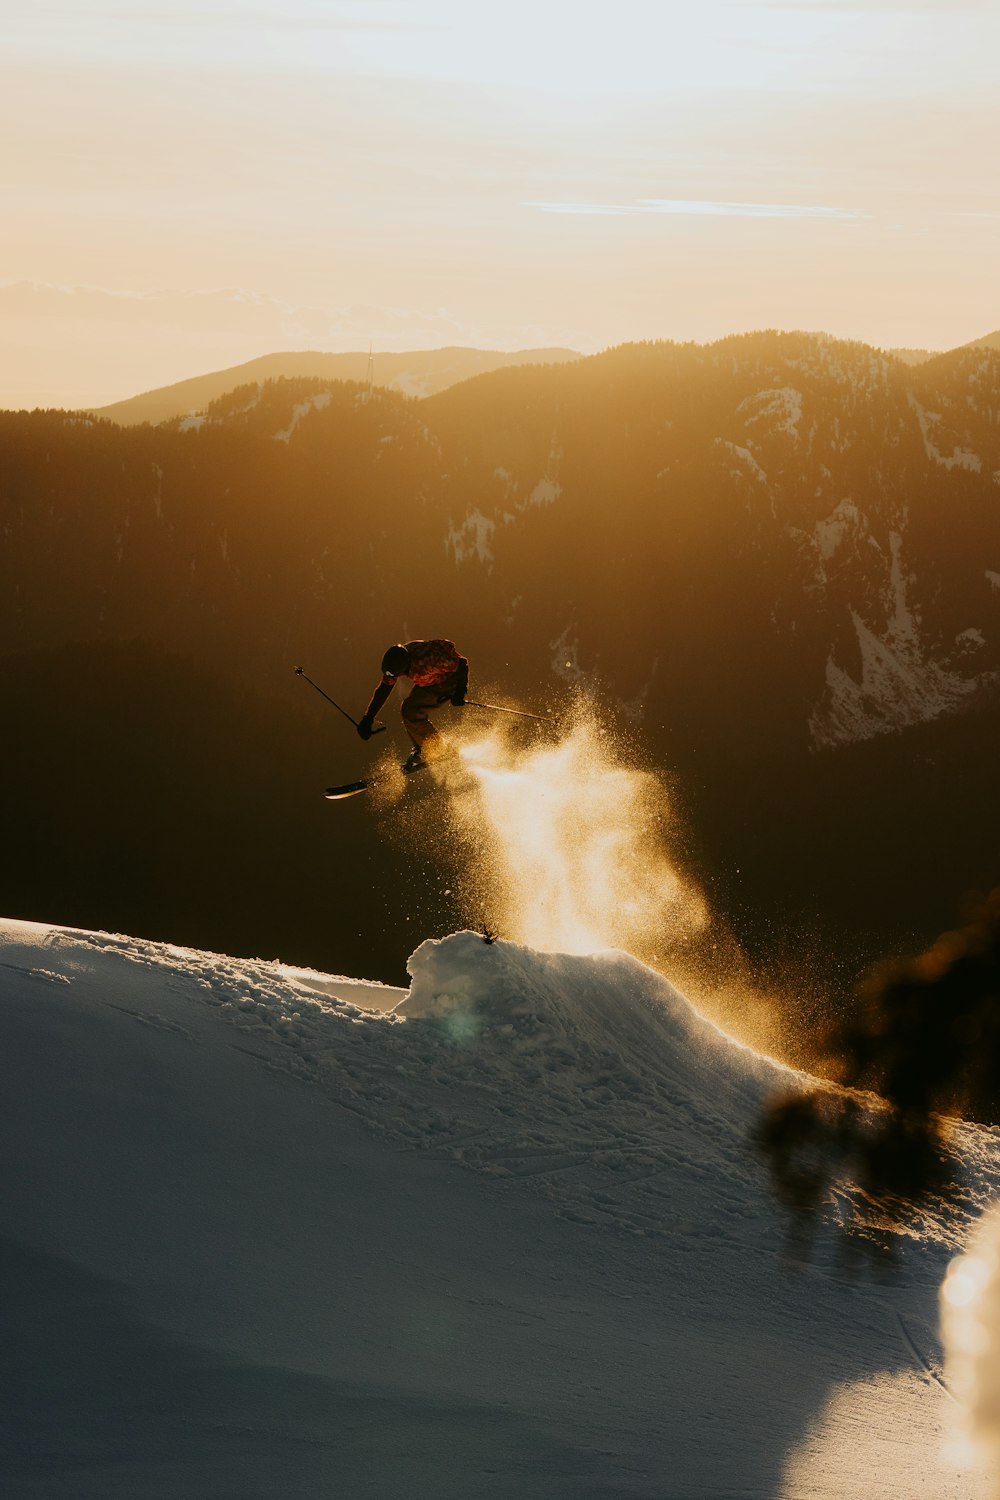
231, 931, 783, 1238
52, 922, 999, 1249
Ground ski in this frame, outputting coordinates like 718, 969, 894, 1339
324, 758, 433, 801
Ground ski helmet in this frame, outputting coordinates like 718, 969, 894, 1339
381, 644, 410, 676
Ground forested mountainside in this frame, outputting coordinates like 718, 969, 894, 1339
3, 332, 999, 1038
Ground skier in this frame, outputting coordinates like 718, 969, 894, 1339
358, 639, 469, 769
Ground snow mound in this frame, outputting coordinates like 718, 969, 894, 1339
4, 919, 788, 1239
5, 917, 1000, 1496
254, 929, 787, 1237
393, 933, 788, 1231
404, 931, 781, 1135
7, 919, 996, 1247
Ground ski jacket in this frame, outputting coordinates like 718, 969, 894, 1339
362, 638, 469, 728
388, 639, 465, 688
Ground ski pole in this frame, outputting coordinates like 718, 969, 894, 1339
461, 700, 550, 721
294, 666, 386, 734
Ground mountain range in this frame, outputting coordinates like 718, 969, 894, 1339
89, 346, 582, 426
3, 330, 999, 1062
887, 329, 1000, 366
86, 329, 1000, 422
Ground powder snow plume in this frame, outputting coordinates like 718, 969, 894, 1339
439, 705, 708, 965
375, 702, 789, 1063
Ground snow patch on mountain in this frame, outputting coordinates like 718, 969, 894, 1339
389, 369, 432, 398
909, 394, 983, 472
738, 386, 803, 438
273, 390, 332, 443
445, 508, 495, 565
446, 459, 563, 564
810, 611, 980, 748
957, 627, 986, 655
527, 477, 561, 507
523, 432, 564, 510
716, 437, 768, 484
806, 520, 996, 746
812, 497, 863, 562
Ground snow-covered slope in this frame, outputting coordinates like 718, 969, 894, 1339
2, 917, 997, 1498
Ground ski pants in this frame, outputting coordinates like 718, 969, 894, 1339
401, 680, 457, 751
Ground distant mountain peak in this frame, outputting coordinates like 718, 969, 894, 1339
90, 346, 583, 427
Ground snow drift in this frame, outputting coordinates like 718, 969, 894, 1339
2, 916, 998, 1498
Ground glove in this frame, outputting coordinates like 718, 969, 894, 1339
450, 689, 467, 707
357, 715, 374, 741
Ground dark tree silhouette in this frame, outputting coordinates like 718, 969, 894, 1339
758, 889, 1000, 1221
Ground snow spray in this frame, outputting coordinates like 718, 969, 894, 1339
436, 701, 709, 964
381, 698, 790, 1061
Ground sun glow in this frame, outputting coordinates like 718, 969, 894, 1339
941, 1216, 1000, 1477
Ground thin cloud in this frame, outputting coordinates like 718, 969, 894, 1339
743, 1, 985, 10
27, 2, 429, 23
529, 199, 859, 220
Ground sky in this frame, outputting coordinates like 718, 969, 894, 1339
2, 0, 998, 407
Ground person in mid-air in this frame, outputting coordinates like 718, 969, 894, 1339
358, 639, 469, 769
